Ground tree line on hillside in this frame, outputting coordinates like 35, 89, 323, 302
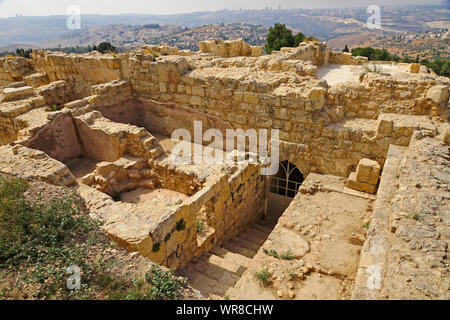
0, 42, 118, 58
347, 46, 449, 77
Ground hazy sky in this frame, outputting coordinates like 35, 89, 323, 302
0, 0, 445, 18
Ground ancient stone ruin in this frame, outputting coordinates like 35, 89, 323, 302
0, 39, 449, 300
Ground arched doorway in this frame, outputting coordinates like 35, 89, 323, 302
267, 161, 304, 222
270, 161, 304, 198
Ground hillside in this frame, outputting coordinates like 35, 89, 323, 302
40, 23, 269, 51
0, 4, 448, 50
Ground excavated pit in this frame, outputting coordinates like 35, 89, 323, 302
65, 157, 99, 181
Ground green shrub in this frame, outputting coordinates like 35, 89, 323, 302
96, 42, 116, 54
152, 243, 161, 253
196, 219, 205, 233
363, 63, 384, 74
176, 219, 186, 232
279, 250, 295, 261
264, 248, 294, 260
263, 249, 280, 259
0, 177, 97, 268
50, 105, 62, 112
254, 269, 272, 286
0, 177, 102, 298
108, 279, 151, 300
0, 177, 190, 300
145, 265, 185, 300
16, 48, 32, 59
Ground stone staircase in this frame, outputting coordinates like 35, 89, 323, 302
178, 221, 273, 299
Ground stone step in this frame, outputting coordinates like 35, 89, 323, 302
210, 247, 253, 268
252, 223, 274, 235
180, 267, 229, 297
248, 225, 271, 238
223, 241, 257, 259
192, 257, 241, 287
231, 236, 261, 253
258, 219, 279, 230
2, 86, 34, 102
203, 253, 247, 276
240, 229, 269, 246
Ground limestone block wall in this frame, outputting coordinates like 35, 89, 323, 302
84, 154, 205, 199
22, 110, 163, 165
329, 51, 368, 65
74, 111, 163, 163
0, 116, 28, 145
31, 50, 122, 97
23, 72, 50, 88
145, 163, 266, 268
199, 38, 263, 58
151, 160, 204, 196
118, 51, 424, 177
271, 42, 330, 67
0, 144, 76, 186
25, 112, 84, 163
328, 74, 449, 119
0, 56, 34, 86
139, 44, 194, 57
36, 80, 78, 106
2, 44, 447, 179
63, 80, 133, 117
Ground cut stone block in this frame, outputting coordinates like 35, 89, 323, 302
2, 86, 34, 101
356, 158, 381, 185
347, 172, 377, 194
378, 119, 393, 135
426, 85, 449, 106
408, 63, 420, 74
444, 129, 450, 146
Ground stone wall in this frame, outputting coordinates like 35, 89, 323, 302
0, 144, 76, 186
329, 51, 368, 65
0, 56, 34, 86
0, 42, 448, 181
36, 80, 78, 106
145, 163, 266, 268
272, 42, 330, 67
25, 112, 83, 163
199, 38, 263, 58
328, 73, 449, 119
31, 50, 122, 97
0, 116, 28, 145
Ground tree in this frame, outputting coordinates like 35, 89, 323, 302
96, 42, 116, 54
343, 45, 350, 53
422, 58, 450, 77
294, 32, 306, 47
15, 48, 32, 59
265, 23, 295, 54
440, 60, 450, 77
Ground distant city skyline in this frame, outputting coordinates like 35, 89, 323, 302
0, 0, 445, 18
